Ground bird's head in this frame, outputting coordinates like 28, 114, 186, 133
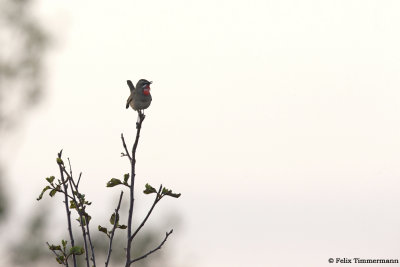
136, 79, 152, 96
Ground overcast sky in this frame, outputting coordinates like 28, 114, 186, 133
3, 1, 400, 266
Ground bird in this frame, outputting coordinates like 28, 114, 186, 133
126, 79, 152, 112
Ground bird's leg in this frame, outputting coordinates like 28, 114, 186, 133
136, 110, 146, 129
140, 110, 146, 121
136, 111, 140, 129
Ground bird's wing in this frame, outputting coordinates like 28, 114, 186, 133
126, 94, 133, 109
126, 80, 135, 109
127, 80, 135, 91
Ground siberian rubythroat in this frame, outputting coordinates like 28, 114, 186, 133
126, 79, 152, 111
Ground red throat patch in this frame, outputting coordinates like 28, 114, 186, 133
143, 87, 150, 95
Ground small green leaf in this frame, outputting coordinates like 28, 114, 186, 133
48, 244, 62, 251
98, 225, 108, 235
143, 183, 157, 194
70, 200, 77, 209
56, 255, 65, 264
62, 240, 67, 249
69, 246, 84, 255
117, 224, 127, 229
46, 176, 55, 184
106, 178, 122, 187
37, 186, 51, 200
86, 215, 92, 224
162, 187, 181, 198
168, 192, 181, 198
109, 212, 119, 225
49, 189, 58, 197
77, 215, 91, 226
76, 193, 85, 201
123, 173, 129, 184
56, 157, 64, 165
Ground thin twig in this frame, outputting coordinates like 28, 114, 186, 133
125, 111, 145, 267
66, 159, 92, 266
65, 169, 90, 267
57, 150, 77, 267
129, 185, 162, 243
85, 217, 96, 267
121, 133, 132, 161
105, 191, 124, 267
68, 158, 73, 177
129, 230, 173, 264
46, 242, 67, 267
77, 172, 82, 188
63, 162, 96, 267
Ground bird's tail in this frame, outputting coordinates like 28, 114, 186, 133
127, 80, 135, 91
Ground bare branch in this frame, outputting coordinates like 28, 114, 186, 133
57, 150, 77, 267
65, 168, 90, 267
125, 111, 146, 266
67, 158, 73, 177
76, 172, 82, 188
105, 191, 124, 267
129, 230, 174, 264
129, 185, 162, 243
85, 217, 96, 267
62, 161, 95, 267
121, 133, 132, 161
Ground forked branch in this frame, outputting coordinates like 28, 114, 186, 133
129, 230, 173, 264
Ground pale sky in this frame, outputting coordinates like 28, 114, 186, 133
3, 1, 400, 266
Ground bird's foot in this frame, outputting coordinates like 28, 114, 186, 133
136, 110, 146, 128
139, 110, 145, 120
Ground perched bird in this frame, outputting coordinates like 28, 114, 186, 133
126, 79, 152, 111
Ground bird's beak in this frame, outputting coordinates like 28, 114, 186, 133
149, 81, 153, 84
